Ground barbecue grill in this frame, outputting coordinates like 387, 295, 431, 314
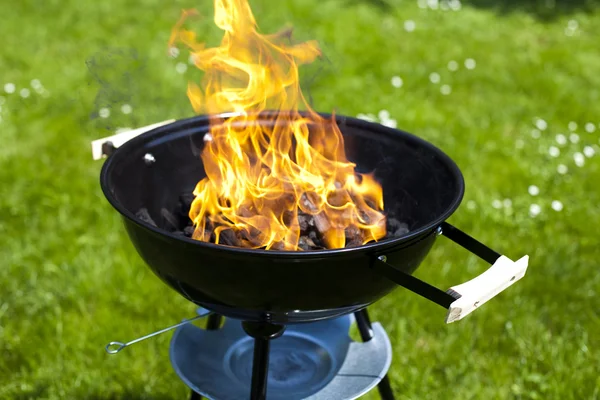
92, 113, 528, 399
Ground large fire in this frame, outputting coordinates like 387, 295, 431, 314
169, 0, 386, 250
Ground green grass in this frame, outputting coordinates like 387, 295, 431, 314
1, 0, 599, 398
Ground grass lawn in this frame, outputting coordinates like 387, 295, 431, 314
1, 0, 599, 398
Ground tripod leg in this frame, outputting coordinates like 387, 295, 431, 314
206, 313, 223, 330
249, 335, 271, 400
189, 391, 202, 400
242, 322, 286, 400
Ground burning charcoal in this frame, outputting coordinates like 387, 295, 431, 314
300, 193, 318, 212
161, 208, 180, 232
358, 209, 371, 225
394, 224, 409, 237
177, 200, 193, 224
179, 193, 195, 211
327, 190, 350, 207
388, 217, 410, 237
136, 208, 157, 227
298, 236, 310, 250
282, 210, 295, 227
270, 241, 286, 251
208, 229, 216, 243
219, 229, 241, 247
313, 213, 330, 234
345, 225, 360, 238
201, 221, 214, 241
345, 239, 363, 248
345, 225, 363, 247
298, 235, 318, 251
387, 216, 402, 231
307, 231, 325, 249
183, 226, 195, 238
238, 226, 263, 248
298, 212, 310, 232
365, 198, 377, 210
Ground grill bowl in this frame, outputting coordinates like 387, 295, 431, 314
100, 112, 464, 323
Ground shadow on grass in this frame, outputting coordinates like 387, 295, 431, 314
345, 0, 600, 20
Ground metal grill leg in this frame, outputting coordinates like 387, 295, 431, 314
242, 322, 286, 400
206, 313, 223, 330
249, 335, 271, 400
189, 391, 202, 400
354, 309, 396, 400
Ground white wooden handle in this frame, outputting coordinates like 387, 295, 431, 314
445, 255, 529, 324
90, 119, 176, 160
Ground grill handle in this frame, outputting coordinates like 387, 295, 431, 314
372, 222, 528, 324
91, 120, 176, 160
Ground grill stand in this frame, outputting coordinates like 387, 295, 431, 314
181, 307, 394, 400
242, 322, 287, 400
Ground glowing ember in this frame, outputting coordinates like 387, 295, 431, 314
169, 0, 386, 250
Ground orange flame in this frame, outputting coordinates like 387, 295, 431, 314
169, 0, 386, 250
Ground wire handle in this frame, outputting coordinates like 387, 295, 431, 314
105, 314, 206, 355
105, 341, 127, 354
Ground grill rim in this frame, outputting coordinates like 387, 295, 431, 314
100, 111, 465, 258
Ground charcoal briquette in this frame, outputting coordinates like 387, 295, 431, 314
298, 213, 310, 232
136, 208, 157, 227
183, 226, 195, 238
387, 217, 410, 237
160, 208, 180, 231
179, 193, 195, 210
219, 229, 241, 247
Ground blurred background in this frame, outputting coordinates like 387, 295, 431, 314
1, 0, 599, 398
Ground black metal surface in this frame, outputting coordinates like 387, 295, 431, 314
376, 376, 396, 400
189, 391, 201, 400
440, 222, 502, 264
372, 256, 460, 309
242, 321, 286, 340
100, 111, 465, 323
354, 309, 395, 400
205, 313, 223, 331
242, 322, 286, 400
195, 303, 369, 324
250, 337, 270, 400
354, 309, 374, 342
